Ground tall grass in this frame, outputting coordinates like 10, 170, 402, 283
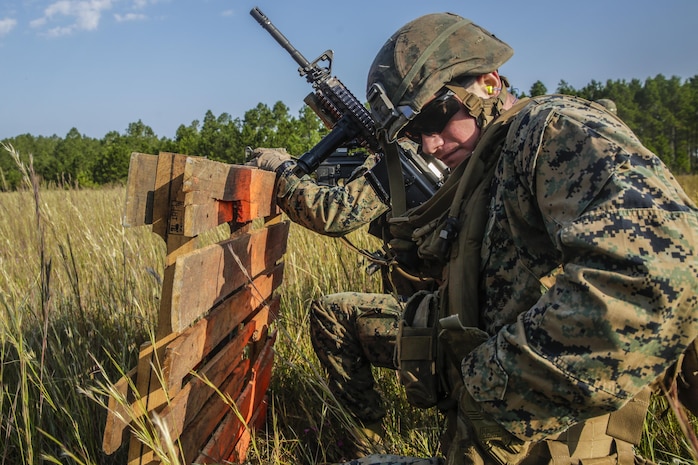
0, 144, 164, 464
0, 142, 697, 464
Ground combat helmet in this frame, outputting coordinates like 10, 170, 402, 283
366, 13, 514, 142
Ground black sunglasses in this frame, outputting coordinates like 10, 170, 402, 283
401, 90, 463, 143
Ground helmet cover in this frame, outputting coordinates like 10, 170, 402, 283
367, 13, 513, 141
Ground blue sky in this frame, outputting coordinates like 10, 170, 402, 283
1, 0, 697, 141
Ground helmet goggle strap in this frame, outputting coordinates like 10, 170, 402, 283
445, 75, 510, 128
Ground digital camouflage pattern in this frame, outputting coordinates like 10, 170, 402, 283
273, 149, 430, 425
276, 93, 698, 461
276, 152, 389, 236
309, 292, 402, 423
459, 94, 698, 441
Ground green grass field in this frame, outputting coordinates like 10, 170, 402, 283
2, 147, 698, 464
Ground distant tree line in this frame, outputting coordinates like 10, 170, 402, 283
1, 74, 697, 191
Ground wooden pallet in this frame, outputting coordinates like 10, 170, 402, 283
102, 152, 288, 464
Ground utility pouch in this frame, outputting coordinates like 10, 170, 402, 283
437, 315, 489, 369
396, 290, 442, 408
412, 214, 454, 265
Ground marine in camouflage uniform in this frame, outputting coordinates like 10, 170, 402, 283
249, 12, 698, 465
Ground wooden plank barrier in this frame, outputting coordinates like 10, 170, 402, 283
102, 152, 289, 465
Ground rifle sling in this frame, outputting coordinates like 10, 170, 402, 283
385, 140, 407, 216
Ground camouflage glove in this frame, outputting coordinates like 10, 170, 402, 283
246, 147, 294, 173
459, 388, 530, 465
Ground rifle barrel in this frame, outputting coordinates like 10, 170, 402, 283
250, 7, 311, 71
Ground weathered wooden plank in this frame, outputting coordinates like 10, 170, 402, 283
185, 334, 275, 464
105, 272, 282, 457
123, 153, 158, 228
249, 295, 279, 343
133, 335, 181, 409
247, 297, 280, 371
162, 267, 282, 392
157, 342, 253, 450
152, 152, 200, 339
111, 153, 288, 465
212, 352, 273, 465
195, 393, 269, 465
229, 395, 269, 463
113, 290, 279, 463
126, 452, 160, 465
151, 152, 184, 239
181, 369, 250, 462
182, 160, 277, 236
102, 367, 138, 455
169, 221, 289, 332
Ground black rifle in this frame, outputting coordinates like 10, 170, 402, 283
317, 149, 368, 187
250, 7, 446, 210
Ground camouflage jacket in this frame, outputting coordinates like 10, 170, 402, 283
275, 153, 389, 236
458, 95, 698, 441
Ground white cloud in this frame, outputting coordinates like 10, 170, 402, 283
30, 17, 47, 28
115, 12, 146, 22
131, 0, 167, 10
32, 0, 114, 36
0, 18, 17, 36
221, 9, 234, 17
46, 25, 74, 37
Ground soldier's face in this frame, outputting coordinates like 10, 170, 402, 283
419, 106, 481, 169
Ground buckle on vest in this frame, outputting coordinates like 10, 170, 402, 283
438, 217, 460, 255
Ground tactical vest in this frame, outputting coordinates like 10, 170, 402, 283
390, 97, 654, 465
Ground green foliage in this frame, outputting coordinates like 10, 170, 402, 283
2, 73, 698, 190
528, 80, 547, 97
239, 102, 326, 157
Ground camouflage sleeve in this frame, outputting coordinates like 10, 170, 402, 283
462, 96, 698, 440
275, 154, 389, 236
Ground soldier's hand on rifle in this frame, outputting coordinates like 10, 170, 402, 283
246, 147, 294, 174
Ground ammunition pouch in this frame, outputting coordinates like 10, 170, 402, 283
396, 290, 445, 408
437, 315, 489, 370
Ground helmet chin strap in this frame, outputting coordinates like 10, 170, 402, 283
445, 76, 510, 128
